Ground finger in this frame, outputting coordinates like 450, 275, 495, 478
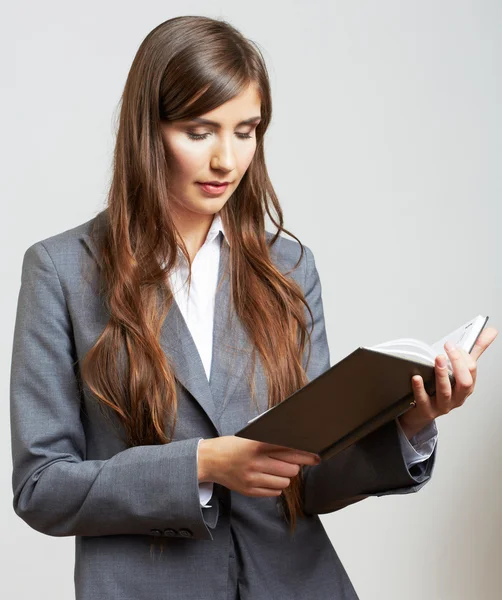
253, 473, 291, 490
469, 327, 498, 361
262, 456, 301, 478
264, 445, 320, 464
434, 354, 454, 413
457, 347, 477, 387
258, 442, 318, 461
247, 488, 283, 498
268, 449, 320, 466
411, 375, 436, 420
444, 342, 474, 403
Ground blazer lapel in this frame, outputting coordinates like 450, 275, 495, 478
161, 237, 253, 431
160, 296, 221, 432
207, 238, 253, 420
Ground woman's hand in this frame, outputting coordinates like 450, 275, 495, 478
198, 436, 321, 497
398, 326, 498, 440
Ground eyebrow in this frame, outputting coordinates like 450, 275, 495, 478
187, 116, 262, 128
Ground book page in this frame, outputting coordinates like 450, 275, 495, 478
369, 338, 437, 363
431, 315, 488, 354
364, 344, 437, 367
367, 315, 488, 372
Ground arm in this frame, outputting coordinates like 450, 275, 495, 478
10, 242, 219, 539
298, 245, 438, 515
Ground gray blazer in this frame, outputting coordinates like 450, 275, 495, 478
10, 209, 437, 600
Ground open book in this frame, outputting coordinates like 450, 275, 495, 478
235, 315, 489, 461
368, 314, 488, 374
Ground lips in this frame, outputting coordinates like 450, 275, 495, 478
197, 182, 230, 195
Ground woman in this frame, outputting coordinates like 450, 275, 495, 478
10, 15, 497, 600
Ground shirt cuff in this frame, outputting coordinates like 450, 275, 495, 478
196, 438, 214, 508
395, 418, 438, 468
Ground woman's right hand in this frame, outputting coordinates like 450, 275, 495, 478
197, 436, 321, 498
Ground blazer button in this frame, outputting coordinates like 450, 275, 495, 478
179, 528, 193, 538
163, 528, 178, 537
150, 529, 163, 537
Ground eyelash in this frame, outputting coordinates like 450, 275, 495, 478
186, 132, 253, 141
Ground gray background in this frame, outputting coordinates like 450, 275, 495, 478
5, 1, 501, 598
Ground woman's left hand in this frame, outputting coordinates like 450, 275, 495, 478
398, 326, 498, 440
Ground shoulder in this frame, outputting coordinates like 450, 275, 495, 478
29, 209, 105, 255
265, 230, 314, 284
22, 210, 107, 267
20, 210, 107, 290
21, 215, 315, 284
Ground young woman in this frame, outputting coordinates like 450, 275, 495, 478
10, 15, 497, 600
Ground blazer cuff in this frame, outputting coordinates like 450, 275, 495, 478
302, 418, 438, 515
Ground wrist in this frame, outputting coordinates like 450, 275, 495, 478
398, 415, 433, 441
197, 438, 215, 483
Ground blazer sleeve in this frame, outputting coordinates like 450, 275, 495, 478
10, 241, 219, 539
298, 245, 438, 516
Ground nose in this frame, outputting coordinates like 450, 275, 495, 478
210, 136, 237, 173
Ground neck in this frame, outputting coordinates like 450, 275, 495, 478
171, 208, 216, 262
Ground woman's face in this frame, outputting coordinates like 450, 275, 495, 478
161, 82, 261, 219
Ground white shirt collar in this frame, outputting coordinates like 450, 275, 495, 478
205, 211, 230, 247
169, 212, 229, 267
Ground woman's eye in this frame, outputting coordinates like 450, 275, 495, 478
186, 132, 210, 141
186, 132, 253, 142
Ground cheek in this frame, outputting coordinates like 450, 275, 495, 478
168, 140, 207, 179
239, 144, 257, 172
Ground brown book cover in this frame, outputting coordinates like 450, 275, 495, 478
235, 315, 488, 461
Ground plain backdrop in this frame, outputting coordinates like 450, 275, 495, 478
5, 1, 501, 598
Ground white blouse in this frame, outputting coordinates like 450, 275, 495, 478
168, 212, 438, 508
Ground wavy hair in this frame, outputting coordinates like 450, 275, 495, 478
80, 15, 315, 542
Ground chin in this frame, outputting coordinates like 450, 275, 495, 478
194, 195, 230, 210
184, 200, 226, 216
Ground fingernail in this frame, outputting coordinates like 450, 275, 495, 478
436, 355, 447, 368
445, 340, 456, 352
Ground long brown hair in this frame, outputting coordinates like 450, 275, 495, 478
81, 15, 315, 536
